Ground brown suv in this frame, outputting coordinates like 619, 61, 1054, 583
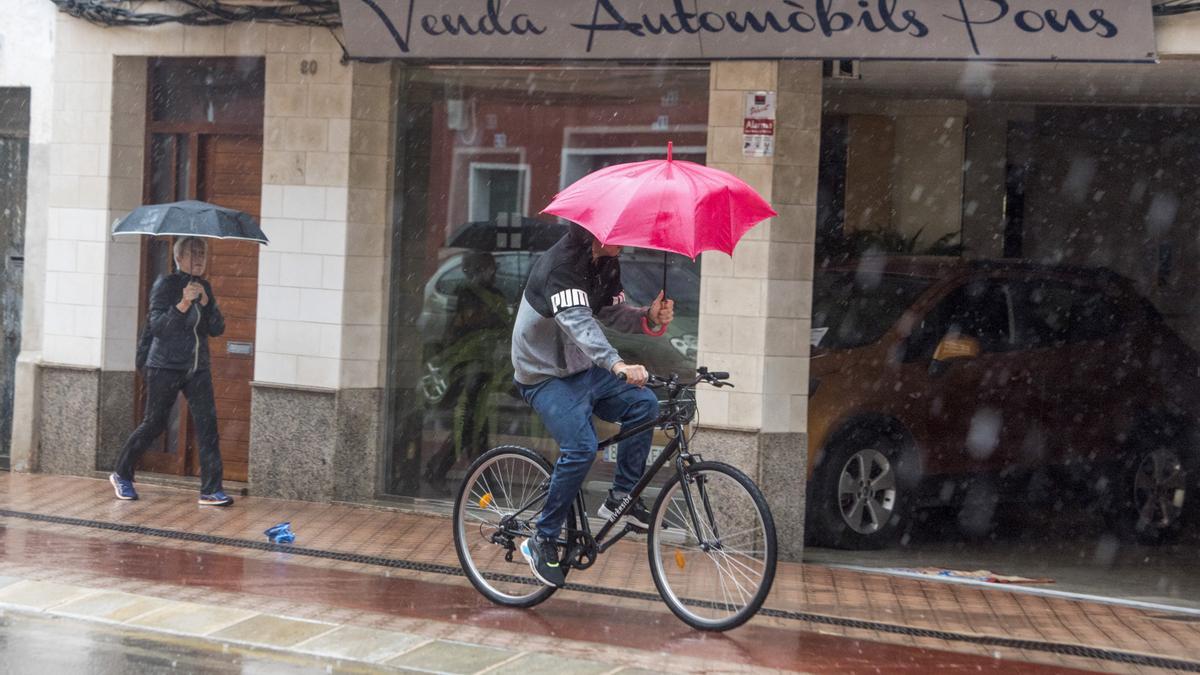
806, 257, 1200, 549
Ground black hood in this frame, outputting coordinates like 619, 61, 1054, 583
522, 223, 622, 318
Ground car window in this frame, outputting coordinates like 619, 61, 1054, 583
494, 252, 532, 303
434, 262, 466, 295
813, 272, 933, 350
909, 280, 1015, 358
1019, 281, 1126, 346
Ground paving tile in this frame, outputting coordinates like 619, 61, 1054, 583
292, 625, 425, 662
386, 639, 515, 673
127, 602, 256, 636
0, 580, 94, 610
486, 652, 611, 675
50, 591, 174, 623
6, 472, 1200, 672
211, 613, 336, 648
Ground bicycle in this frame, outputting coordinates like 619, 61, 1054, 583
452, 367, 778, 631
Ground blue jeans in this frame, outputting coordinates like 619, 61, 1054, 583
517, 367, 659, 540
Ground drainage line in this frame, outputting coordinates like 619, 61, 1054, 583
1, 508, 1197, 673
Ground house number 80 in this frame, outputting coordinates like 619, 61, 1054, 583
300, 59, 319, 75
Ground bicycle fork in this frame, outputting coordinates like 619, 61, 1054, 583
676, 456, 724, 551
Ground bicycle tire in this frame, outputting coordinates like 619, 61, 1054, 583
647, 461, 778, 631
453, 445, 559, 608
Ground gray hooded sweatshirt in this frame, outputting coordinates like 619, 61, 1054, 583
511, 225, 650, 385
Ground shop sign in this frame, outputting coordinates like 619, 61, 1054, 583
743, 91, 775, 158
339, 1, 1156, 62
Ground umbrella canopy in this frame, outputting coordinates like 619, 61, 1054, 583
112, 200, 269, 245
448, 218, 566, 251
540, 143, 776, 259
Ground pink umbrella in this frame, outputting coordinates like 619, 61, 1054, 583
541, 142, 777, 259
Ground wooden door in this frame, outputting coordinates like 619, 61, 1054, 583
193, 134, 260, 482
135, 57, 264, 482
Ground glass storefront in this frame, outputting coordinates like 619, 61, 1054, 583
384, 66, 708, 505
807, 62, 1200, 609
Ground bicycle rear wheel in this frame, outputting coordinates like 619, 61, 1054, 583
453, 445, 557, 607
647, 461, 777, 631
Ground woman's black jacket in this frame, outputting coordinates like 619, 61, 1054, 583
143, 272, 226, 373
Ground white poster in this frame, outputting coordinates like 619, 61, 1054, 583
743, 91, 776, 158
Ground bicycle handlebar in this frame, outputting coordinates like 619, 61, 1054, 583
616, 367, 733, 392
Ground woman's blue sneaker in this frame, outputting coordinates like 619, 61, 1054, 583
198, 491, 234, 506
109, 473, 138, 500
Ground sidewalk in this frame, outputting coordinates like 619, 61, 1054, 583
0, 576, 652, 673
0, 472, 1195, 673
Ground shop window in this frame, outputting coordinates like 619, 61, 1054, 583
468, 163, 529, 223
385, 66, 708, 502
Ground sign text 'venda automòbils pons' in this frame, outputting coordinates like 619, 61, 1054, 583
353, 0, 1123, 57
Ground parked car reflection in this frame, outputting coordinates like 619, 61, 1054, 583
807, 256, 1200, 550
418, 247, 700, 380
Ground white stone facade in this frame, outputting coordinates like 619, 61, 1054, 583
7, 5, 1200, 501
28, 19, 390, 393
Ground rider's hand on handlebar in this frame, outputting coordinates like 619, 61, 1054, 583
612, 361, 649, 387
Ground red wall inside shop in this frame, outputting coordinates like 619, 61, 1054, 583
421, 98, 708, 275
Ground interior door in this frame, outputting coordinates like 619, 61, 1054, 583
193, 134, 260, 482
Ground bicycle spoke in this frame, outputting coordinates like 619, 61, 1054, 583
455, 449, 556, 606
709, 548, 761, 596
649, 465, 776, 631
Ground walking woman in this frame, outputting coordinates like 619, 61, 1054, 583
109, 236, 233, 506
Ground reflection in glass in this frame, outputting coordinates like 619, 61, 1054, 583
386, 66, 708, 502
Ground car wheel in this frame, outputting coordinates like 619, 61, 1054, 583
807, 426, 913, 550
1106, 434, 1196, 545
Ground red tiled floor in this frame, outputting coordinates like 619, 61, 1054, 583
0, 472, 1196, 673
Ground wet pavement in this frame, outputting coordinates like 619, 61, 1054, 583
0, 525, 1090, 673
0, 473, 1195, 672
0, 610, 351, 674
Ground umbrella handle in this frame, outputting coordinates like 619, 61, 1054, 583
641, 316, 667, 337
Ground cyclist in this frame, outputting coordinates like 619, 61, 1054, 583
511, 224, 674, 587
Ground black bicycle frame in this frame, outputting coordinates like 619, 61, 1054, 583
588, 417, 688, 546
497, 392, 715, 561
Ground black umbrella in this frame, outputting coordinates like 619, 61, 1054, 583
448, 218, 564, 252
112, 200, 269, 245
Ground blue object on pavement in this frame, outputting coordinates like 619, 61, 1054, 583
265, 522, 295, 544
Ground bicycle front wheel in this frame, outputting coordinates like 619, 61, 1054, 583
453, 445, 556, 607
648, 461, 777, 631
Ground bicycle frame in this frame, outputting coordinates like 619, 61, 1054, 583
496, 386, 718, 570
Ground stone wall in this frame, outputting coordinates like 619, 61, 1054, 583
248, 383, 383, 502
697, 61, 821, 560
38, 364, 99, 476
